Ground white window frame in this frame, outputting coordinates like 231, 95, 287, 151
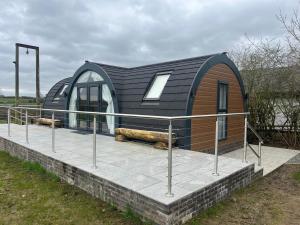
143, 72, 171, 100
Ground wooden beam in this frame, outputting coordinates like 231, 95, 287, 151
16, 43, 39, 50
14, 43, 40, 105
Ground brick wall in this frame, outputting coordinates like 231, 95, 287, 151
0, 137, 258, 225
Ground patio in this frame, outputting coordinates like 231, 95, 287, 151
0, 123, 254, 205
0, 123, 280, 224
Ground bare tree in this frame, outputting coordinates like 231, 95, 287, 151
231, 38, 300, 148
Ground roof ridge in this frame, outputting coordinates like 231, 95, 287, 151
88, 53, 222, 71
128, 53, 221, 69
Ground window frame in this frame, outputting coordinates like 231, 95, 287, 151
217, 81, 228, 140
143, 72, 171, 101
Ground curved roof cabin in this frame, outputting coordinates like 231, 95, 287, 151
43, 53, 246, 153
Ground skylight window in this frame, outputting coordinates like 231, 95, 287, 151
144, 73, 170, 100
59, 84, 69, 95
52, 83, 69, 102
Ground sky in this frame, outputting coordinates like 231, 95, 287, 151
0, 0, 298, 96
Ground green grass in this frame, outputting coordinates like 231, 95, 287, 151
293, 170, 300, 183
0, 96, 37, 105
123, 206, 144, 224
21, 161, 60, 182
1, 150, 299, 225
0, 151, 149, 225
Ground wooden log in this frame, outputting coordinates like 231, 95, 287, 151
115, 134, 127, 142
153, 141, 168, 150
36, 118, 61, 127
115, 128, 176, 144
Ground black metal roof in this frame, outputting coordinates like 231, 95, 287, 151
44, 53, 244, 119
43, 77, 72, 110
95, 54, 217, 116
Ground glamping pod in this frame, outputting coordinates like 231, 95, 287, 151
43, 53, 246, 153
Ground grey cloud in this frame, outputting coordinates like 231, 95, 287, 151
0, 0, 298, 96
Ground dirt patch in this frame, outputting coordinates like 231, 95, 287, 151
186, 164, 300, 225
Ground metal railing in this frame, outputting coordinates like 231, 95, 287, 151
1, 105, 42, 125
246, 123, 263, 166
0, 105, 252, 197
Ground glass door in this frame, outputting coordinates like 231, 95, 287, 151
76, 83, 101, 131
77, 86, 88, 129
89, 85, 101, 131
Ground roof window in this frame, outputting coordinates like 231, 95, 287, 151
144, 72, 170, 100
52, 83, 69, 102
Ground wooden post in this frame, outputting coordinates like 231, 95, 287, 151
35, 47, 40, 104
15, 44, 19, 106
14, 43, 40, 105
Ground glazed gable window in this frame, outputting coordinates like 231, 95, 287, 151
144, 73, 170, 100
217, 81, 228, 140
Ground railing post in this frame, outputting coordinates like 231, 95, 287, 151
92, 115, 97, 169
213, 116, 219, 176
52, 112, 55, 153
7, 107, 11, 137
25, 109, 29, 144
258, 141, 262, 166
243, 115, 248, 163
166, 119, 174, 197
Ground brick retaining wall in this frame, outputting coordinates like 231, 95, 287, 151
0, 136, 258, 225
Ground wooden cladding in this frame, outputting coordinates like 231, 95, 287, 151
191, 64, 244, 153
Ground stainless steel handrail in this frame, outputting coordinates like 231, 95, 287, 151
247, 143, 259, 158
10, 107, 39, 118
1, 106, 250, 120
9, 108, 39, 125
0, 105, 250, 198
247, 123, 264, 143
246, 122, 263, 166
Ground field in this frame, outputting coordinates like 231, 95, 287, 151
0, 150, 299, 225
0, 96, 38, 105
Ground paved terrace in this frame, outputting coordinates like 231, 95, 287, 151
0, 124, 253, 205
225, 145, 299, 175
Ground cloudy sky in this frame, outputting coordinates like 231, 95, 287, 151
0, 0, 298, 96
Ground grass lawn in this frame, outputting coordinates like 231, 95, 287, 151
0, 97, 37, 105
0, 150, 299, 225
0, 151, 148, 225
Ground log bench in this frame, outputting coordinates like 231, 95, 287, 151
115, 128, 176, 150
36, 118, 62, 127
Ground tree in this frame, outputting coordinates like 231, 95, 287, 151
231, 38, 299, 148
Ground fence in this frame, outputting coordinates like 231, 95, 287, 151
0, 106, 262, 197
